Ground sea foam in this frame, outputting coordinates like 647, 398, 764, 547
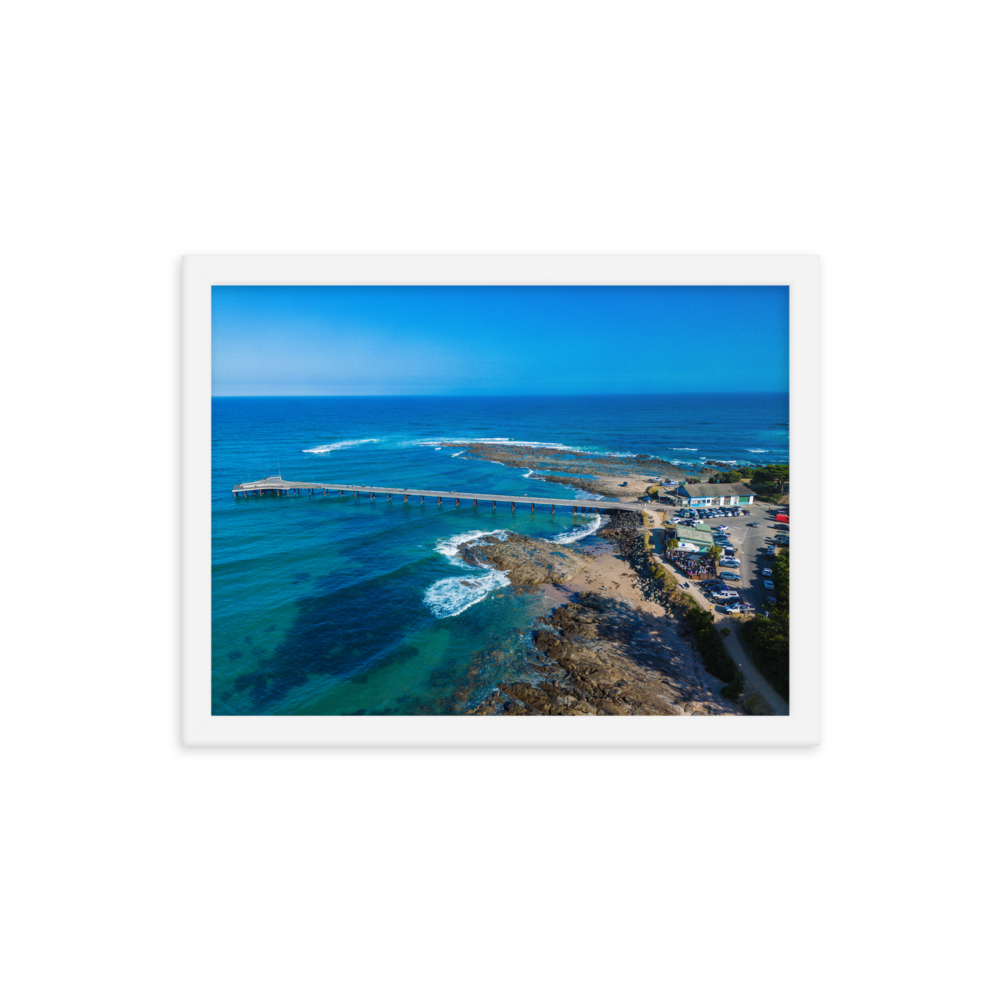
302, 438, 380, 454
435, 528, 509, 567
423, 570, 510, 619
550, 513, 603, 545
424, 529, 512, 618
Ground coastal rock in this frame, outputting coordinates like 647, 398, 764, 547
439, 441, 690, 481
456, 533, 593, 588
470, 590, 741, 717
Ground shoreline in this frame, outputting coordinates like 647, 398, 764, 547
470, 519, 741, 716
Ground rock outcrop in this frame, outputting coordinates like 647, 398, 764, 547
440, 441, 694, 479
456, 532, 593, 588
472, 591, 739, 716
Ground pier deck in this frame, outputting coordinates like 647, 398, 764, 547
232, 475, 665, 513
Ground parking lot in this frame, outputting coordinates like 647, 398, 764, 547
660, 502, 789, 620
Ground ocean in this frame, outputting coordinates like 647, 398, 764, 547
211, 393, 789, 715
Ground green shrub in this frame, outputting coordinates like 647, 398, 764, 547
741, 612, 789, 700
720, 676, 744, 700
682, 606, 740, 685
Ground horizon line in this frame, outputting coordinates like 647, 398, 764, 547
211, 390, 790, 399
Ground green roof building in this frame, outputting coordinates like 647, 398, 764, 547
673, 524, 716, 554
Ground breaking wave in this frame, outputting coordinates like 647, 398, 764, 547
423, 570, 510, 619
302, 438, 380, 454
748, 449, 769, 453
550, 513, 603, 545
424, 529, 512, 618
434, 529, 509, 567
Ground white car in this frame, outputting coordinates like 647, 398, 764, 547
720, 557, 741, 567
762, 567, 772, 576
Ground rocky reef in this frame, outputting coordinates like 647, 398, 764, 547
471, 591, 736, 716
456, 532, 593, 589
440, 441, 696, 479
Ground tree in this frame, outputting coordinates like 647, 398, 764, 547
707, 544, 723, 565
772, 548, 790, 609
666, 537, 679, 559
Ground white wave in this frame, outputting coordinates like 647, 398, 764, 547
522, 469, 533, 478
748, 449, 769, 453
427, 437, 574, 450
572, 487, 606, 501
423, 569, 510, 619
434, 447, 442, 451
550, 513, 603, 545
451, 450, 467, 458
435, 529, 509, 568
302, 438, 380, 454
674, 448, 697, 451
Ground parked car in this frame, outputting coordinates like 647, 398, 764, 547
764, 596, 777, 605
720, 557, 740, 567
749, 521, 759, 527
762, 567, 772, 576
720, 571, 741, 581
763, 579, 775, 589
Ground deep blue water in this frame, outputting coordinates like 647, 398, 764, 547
212, 394, 788, 715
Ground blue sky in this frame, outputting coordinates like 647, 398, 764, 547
212, 285, 788, 395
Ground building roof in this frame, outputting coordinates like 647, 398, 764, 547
673, 525, 715, 546
679, 481, 757, 498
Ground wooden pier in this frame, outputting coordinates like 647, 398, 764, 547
231, 475, 663, 514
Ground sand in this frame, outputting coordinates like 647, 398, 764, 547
541, 540, 666, 618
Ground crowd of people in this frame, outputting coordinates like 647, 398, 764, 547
668, 553, 716, 581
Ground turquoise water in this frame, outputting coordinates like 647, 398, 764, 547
212, 394, 789, 714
